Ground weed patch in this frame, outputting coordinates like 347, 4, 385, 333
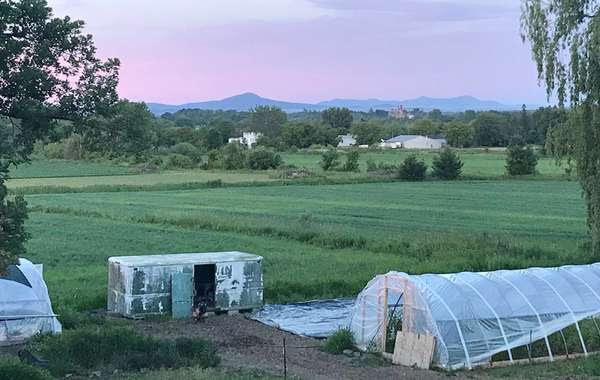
29, 326, 219, 377
322, 328, 356, 354
0, 357, 53, 380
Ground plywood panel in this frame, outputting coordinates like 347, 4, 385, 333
392, 331, 435, 369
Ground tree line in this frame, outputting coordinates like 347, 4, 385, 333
11, 100, 569, 170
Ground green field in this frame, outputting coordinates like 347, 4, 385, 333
8, 169, 274, 190
282, 149, 567, 178
6, 151, 570, 194
23, 179, 591, 312
6, 157, 597, 378
10, 159, 133, 178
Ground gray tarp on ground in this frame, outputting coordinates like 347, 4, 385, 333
251, 299, 355, 338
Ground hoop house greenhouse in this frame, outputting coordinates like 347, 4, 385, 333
0, 259, 61, 345
350, 264, 600, 370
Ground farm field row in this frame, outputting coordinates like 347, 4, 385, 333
8, 169, 274, 189
281, 149, 566, 177
9, 159, 132, 178
24, 180, 592, 313
7, 150, 567, 191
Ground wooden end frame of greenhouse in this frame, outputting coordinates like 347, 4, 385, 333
369, 274, 418, 352
367, 273, 600, 370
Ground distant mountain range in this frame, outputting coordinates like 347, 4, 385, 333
147, 92, 535, 115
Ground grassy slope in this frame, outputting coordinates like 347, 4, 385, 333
24, 180, 591, 312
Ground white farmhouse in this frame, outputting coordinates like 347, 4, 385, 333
337, 134, 357, 148
380, 135, 447, 149
228, 132, 262, 148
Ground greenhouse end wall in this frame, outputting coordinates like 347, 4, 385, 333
350, 264, 600, 370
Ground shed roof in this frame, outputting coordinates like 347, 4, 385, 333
384, 135, 423, 143
108, 251, 262, 267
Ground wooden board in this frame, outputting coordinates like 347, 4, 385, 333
392, 331, 436, 369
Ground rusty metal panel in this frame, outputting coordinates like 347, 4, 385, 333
215, 260, 263, 310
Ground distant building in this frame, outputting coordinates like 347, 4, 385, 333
337, 134, 357, 148
389, 105, 414, 120
380, 135, 447, 149
228, 132, 262, 148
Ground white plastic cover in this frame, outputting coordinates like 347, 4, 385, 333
0, 259, 61, 344
350, 264, 600, 370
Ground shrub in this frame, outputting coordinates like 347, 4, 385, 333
206, 149, 222, 169
165, 153, 195, 169
149, 155, 164, 167
506, 145, 537, 175
398, 155, 427, 181
342, 150, 360, 172
31, 140, 46, 160
366, 160, 399, 175
247, 149, 282, 170
56, 307, 108, 330
175, 337, 220, 368
432, 148, 463, 180
0, 358, 52, 380
322, 328, 356, 354
63, 134, 84, 160
222, 143, 247, 170
366, 159, 377, 172
44, 141, 64, 159
320, 148, 340, 171
170, 142, 202, 163
29, 326, 219, 377
0, 249, 17, 276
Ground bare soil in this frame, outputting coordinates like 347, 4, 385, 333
130, 313, 452, 380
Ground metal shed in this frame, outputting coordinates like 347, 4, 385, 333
107, 251, 263, 318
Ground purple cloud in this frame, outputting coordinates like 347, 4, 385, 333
47, 0, 546, 105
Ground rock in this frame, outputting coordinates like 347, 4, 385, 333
89, 371, 101, 378
353, 351, 361, 357
342, 349, 354, 357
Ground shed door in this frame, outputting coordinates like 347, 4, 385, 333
171, 272, 193, 319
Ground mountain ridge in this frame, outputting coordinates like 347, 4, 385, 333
147, 92, 537, 115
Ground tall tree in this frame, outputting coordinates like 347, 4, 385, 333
322, 107, 353, 132
83, 101, 154, 158
471, 112, 509, 147
350, 121, 384, 146
443, 122, 474, 148
248, 106, 287, 137
0, 0, 119, 272
521, 0, 600, 253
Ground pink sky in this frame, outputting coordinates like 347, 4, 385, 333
48, 0, 549, 105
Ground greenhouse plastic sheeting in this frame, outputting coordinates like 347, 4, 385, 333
350, 264, 600, 370
0, 259, 62, 345
251, 299, 354, 338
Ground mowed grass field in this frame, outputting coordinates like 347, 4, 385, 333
282, 149, 567, 177
10, 159, 132, 178
9, 170, 274, 189
23, 179, 591, 313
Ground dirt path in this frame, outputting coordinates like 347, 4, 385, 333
131, 314, 451, 380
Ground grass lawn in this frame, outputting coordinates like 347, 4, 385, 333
281, 149, 567, 178
9, 159, 132, 178
24, 180, 591, 312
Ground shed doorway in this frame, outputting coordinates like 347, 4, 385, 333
194, 264, 216, 309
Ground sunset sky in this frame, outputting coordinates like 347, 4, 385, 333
48, 0, 549, 106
